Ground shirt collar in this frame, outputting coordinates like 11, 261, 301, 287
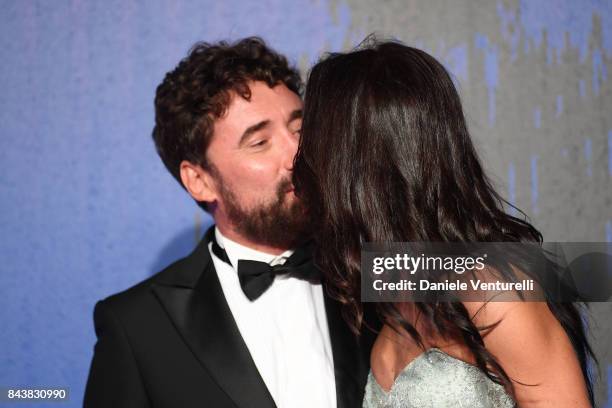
215, 227, 294, 269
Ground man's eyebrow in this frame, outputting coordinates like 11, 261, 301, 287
238, 120, 270, 146
288, 109, 303, 123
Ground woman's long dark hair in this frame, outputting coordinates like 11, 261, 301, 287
293, 39, 595, 404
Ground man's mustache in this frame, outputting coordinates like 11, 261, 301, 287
277, 178, 294, 195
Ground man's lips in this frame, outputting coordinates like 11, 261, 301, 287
278, 178, 295, 194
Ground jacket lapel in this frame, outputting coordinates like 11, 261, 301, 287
151, 228, 276, 408
323, 288, 372, 408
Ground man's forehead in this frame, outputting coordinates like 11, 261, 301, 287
216, 83, 301, 125
233, 81, 301, 106
208, 82, 300, 146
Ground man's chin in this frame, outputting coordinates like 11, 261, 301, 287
224, 199, 310, 249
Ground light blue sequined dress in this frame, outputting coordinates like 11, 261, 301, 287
363, 348, 515, 408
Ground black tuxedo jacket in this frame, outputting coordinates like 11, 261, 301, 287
84, 229, 372, 408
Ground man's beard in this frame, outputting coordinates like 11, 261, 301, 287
216, 176, 311, 249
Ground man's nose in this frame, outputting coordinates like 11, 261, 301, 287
281, 129, 299, 170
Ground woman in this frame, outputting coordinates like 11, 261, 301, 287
292, 39, 594, 407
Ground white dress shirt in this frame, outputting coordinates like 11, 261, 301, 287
209, 228, 337, 408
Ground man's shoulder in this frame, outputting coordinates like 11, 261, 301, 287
98, 249, 208, 314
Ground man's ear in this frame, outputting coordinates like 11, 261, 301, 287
179, 160, 217, 204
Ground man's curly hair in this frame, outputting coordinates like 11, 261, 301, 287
152, 37, 302, 193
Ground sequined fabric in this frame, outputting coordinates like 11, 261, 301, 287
363, 348, 515, 408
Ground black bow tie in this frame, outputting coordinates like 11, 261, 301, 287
211, 236, 319, 301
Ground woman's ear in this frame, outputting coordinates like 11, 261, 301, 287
179, 160, 218, 204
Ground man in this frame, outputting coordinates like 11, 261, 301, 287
84, 38, 371, 408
